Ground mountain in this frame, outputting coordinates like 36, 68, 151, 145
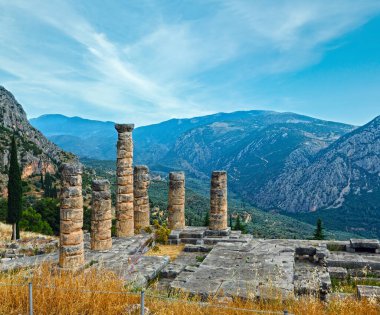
0, 87, 74, 196
29, 105, 380, 238
31, 110, 355, 193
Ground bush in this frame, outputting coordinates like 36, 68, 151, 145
34, 198, 60, 234
19, 207, 53, 235
154, 222, 171, 245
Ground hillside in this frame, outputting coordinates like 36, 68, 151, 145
0, 86, 75, 195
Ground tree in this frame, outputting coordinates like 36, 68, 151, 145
314, 218, 325, 240
203, 212, 209, 226
34, 198, 60, 235
7, 136, 23, 240
234, 214, 248, 234
19, 207, 53, 235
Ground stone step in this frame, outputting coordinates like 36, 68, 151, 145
183, 244, 212, 253
180, 238, 204, 245
179, 231, 205, 239
357, 285, 380, 300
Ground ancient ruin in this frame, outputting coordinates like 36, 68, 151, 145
91, 180, 112, 251
59, 163, 84, 269
209, 171, 228, 231
115, 123, 135, 237
133, 165, 150, 231
168, 172, 185, 230
2, 121, 379, 303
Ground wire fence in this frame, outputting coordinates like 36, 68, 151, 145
0, 281, 294, 315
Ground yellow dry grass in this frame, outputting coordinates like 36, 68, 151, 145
144, 244, 185, 261
0, 263, 379, 315
0, 222, 57, 246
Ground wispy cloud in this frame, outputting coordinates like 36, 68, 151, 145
0, 0, 379, 125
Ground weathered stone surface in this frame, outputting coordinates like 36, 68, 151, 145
209, 171, 228, 231
168, 172, 185, 230
357, 285, 380, 300
134, 165, 150, 230
91, 180, 112, 251
350, 239, 380, 250
328, 267, 348, 279
59, 163, 84, 269
115, 123, 135, 237
327, 252, 380, 270
171, 240, 295, 299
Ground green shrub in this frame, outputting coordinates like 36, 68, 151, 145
19, 207, 53, 235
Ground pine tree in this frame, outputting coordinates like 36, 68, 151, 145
313, 218, 325, 240
7, 136, 23, 240
229, 213, 233, 228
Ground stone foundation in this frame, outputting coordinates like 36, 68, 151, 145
115, 123, 134, 237
91, 180, 112, 251
168, 172, 185, 230
59, 163, 84, 269
134, 165, 150, 231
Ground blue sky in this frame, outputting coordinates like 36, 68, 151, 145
0, 0, 380, 126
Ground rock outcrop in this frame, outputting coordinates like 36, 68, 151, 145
0, 86, 74, 195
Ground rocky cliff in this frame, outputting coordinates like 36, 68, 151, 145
0, 86, 75, 196
254, 115, 380, 212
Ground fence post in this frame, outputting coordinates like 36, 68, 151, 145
283, 310, 289, 315
140, 290, 145, 315
29, 282, 33, 315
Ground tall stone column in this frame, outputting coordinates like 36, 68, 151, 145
209, 171, 228, 230
168, 172, 185, 230
115, 123, 135, 237
134, 165, 150, 231
59, 163, 84, 269
91, 180, 112, 250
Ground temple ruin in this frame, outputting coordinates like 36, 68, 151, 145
91, 179, 112, 251
59, 163, 84, 269
115, 123, 135, 237
209, 171, 228, 231
168, 171, 186, 230
133, 165, 150, 231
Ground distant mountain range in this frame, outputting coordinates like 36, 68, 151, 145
30, 103, 380, 238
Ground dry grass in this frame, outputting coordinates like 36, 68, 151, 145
144, 244, 185, 261
0, 222, 57, 246
0, 264, 379, 315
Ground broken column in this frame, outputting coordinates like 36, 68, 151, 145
91, 180, 112, 250
168, 172, 185, 230
134, 165, 150, 231
209, 171, 228, 231
59, 163, 84, 269
115, 123, 134, 237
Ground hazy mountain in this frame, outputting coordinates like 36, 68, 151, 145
0, 87, 74, 195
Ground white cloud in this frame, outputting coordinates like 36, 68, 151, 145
0, 0, 379, 125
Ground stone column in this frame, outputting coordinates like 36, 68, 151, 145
209, 171, 228, 230
168, 172, 185, 230
134, 165, 150, 231
59, 163, 84, 269
115, 123, 134, 237
91, 180, 112, 250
